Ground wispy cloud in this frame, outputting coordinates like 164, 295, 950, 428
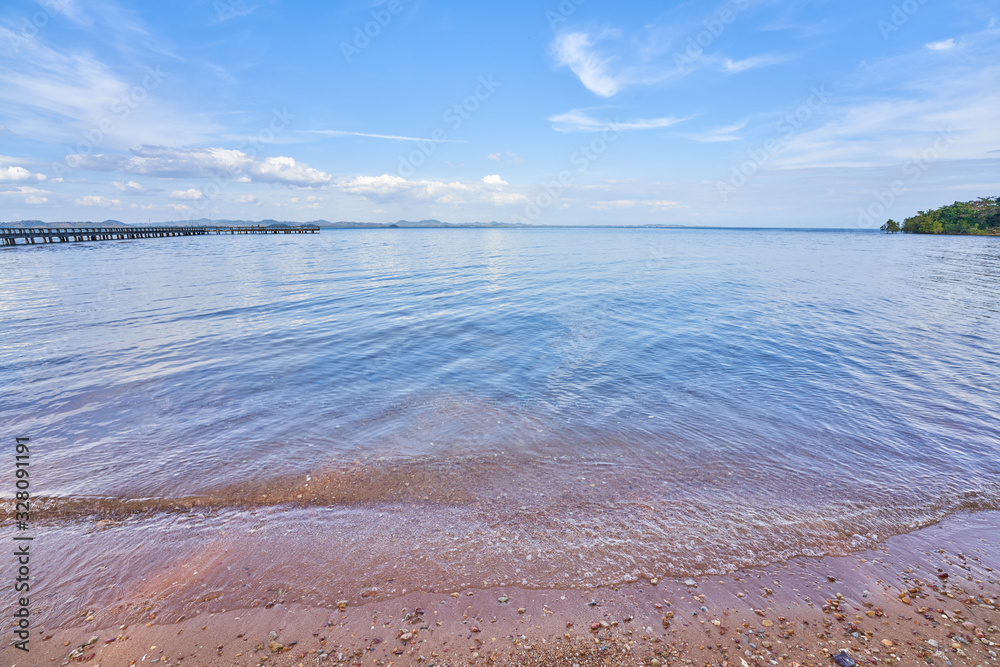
688, 120, 749, 143
722, 54, 789, 74
1, 185, 52, 205
551, 31, 626, 97
774, 30, 1000, 169
549, 108, 688, 133
550, 16, 790, 98
304, 130, 465, 143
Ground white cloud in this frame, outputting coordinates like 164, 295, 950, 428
489, 191, 529, 205
253, 156, 332, 187
68, 146, 333, 187
237, 194, 259, 204
340, 174, 410, 198
589, 199, 681, 210
75, 195, 121, 207
549, 109, 688, 133
168, 203, 190, 213
294, 194, 323, 209
170, 188, 205, 201
0, 165, 46, 182
339, 173, 528, 207
926, 39, 956, 51
112, 180, 150, 194
0, 166, 33, 181
646, 200, 682, 210
488, 152, 524, 163
590, 199, 637, 208
552, 31, 625, 97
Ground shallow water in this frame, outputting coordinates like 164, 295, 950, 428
1, 228, 998, 627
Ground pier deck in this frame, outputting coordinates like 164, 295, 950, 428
1, 225, 320, 246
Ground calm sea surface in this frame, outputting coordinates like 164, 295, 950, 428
2, 228, 999, 626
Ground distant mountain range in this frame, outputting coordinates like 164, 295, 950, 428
1, 218, 692, 229
0, 218, 529, 229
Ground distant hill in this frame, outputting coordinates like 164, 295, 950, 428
2, 218, 706, 230
1, 218, 531, 229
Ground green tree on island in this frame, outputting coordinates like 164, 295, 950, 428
880, 219, 900, 233
894, 196, 1000, 235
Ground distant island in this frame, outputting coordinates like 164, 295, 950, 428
882, 196, 999, 235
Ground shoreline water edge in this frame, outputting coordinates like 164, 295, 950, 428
3, 510, 998, 666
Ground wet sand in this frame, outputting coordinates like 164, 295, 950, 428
8, 511, 999, 667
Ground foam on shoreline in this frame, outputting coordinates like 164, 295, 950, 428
7, 510, 999, 666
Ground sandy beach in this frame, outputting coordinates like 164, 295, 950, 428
3, 0, 999, 662
9, 510, 998, 667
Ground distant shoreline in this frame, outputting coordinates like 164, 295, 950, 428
1, 219, 885, 232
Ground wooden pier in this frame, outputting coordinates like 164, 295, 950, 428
1, 225, 320, 246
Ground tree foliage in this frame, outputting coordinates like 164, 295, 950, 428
879, 219, 900, 233
897, 196, 1000, 235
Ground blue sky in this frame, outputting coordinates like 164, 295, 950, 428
1, 0, 998, 226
